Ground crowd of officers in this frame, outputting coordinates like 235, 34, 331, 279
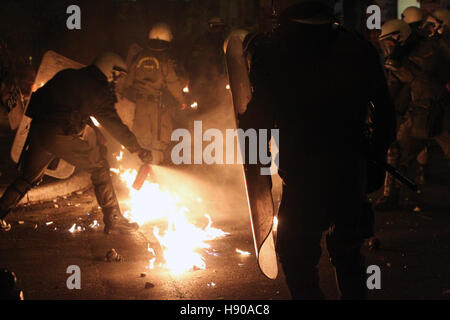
0, 0, 448, 300
376, 7, 450, 211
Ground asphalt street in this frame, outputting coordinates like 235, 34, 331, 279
0, 104, 449, 300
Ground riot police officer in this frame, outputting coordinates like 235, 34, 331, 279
188, 17, 228, 110
375, 19, 449, 210
239, 0, 396, 299
123, 23, 186, 165
0, 52, 152, 233
401, 6, 426, 37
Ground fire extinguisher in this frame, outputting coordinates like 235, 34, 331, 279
132, 164, 152, 190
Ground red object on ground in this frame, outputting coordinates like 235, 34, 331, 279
132, 164, 151, 190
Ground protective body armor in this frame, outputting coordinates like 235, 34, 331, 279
239, 21, 396, 299
387, 35, 448, 139
124, 43, 184, 153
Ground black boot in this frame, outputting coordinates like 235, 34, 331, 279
332, 259, 367, 300
326, 228, 367, 300
103, 207, 139, 235
0, 178, 33, 232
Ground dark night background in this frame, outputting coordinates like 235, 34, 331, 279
0, 0, 448, 87
0, 0, 449, 301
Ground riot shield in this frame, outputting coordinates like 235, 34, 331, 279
11, 50, 86, 179
7, 88, 25, 131
225, 32, 278, 280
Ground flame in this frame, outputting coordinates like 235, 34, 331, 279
183, 86, 189, 93
117, 168, 229, 275
68, 223, 76, 233
89, 220, 99, 229
110, 168, 120, 174
226, 84, 230, 90
190, 102, 198, 109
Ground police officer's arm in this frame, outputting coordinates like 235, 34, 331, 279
165, 58, 187, 106
386, 72, 411, 117
93, 95, 140, 153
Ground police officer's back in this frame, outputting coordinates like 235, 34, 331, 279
240, 0, 395, 299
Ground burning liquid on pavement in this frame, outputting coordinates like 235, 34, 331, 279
115, 168, 229, 275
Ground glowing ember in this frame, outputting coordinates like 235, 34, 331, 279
68, 223, 76, 233
149, 257, 156, 269
117, 168, 229, 275
90, 116, 100, 127
89, 220, 99, 229
110, 168, 120, 174
236, 248, 251, 256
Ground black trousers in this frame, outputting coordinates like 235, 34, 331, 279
276, 183, 367, 300
0, 124, 118, 218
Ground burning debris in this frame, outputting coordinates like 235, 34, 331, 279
89, 220, 100, 229
68, 223, 86, 233
116, 151, 124, 161
68, 224, 76, 233
113, 167, 230, 275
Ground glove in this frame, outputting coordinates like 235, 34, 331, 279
137, 148, 153, 164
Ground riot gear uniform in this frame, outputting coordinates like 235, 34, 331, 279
123, 24, 185, 164
375, 19, 450, 210
401, 6, 426, 37
0, 53, 150, 234
239, 2, 396, 299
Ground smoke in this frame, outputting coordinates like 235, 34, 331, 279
109, 81, 249, 223
172, 80, 250, 222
